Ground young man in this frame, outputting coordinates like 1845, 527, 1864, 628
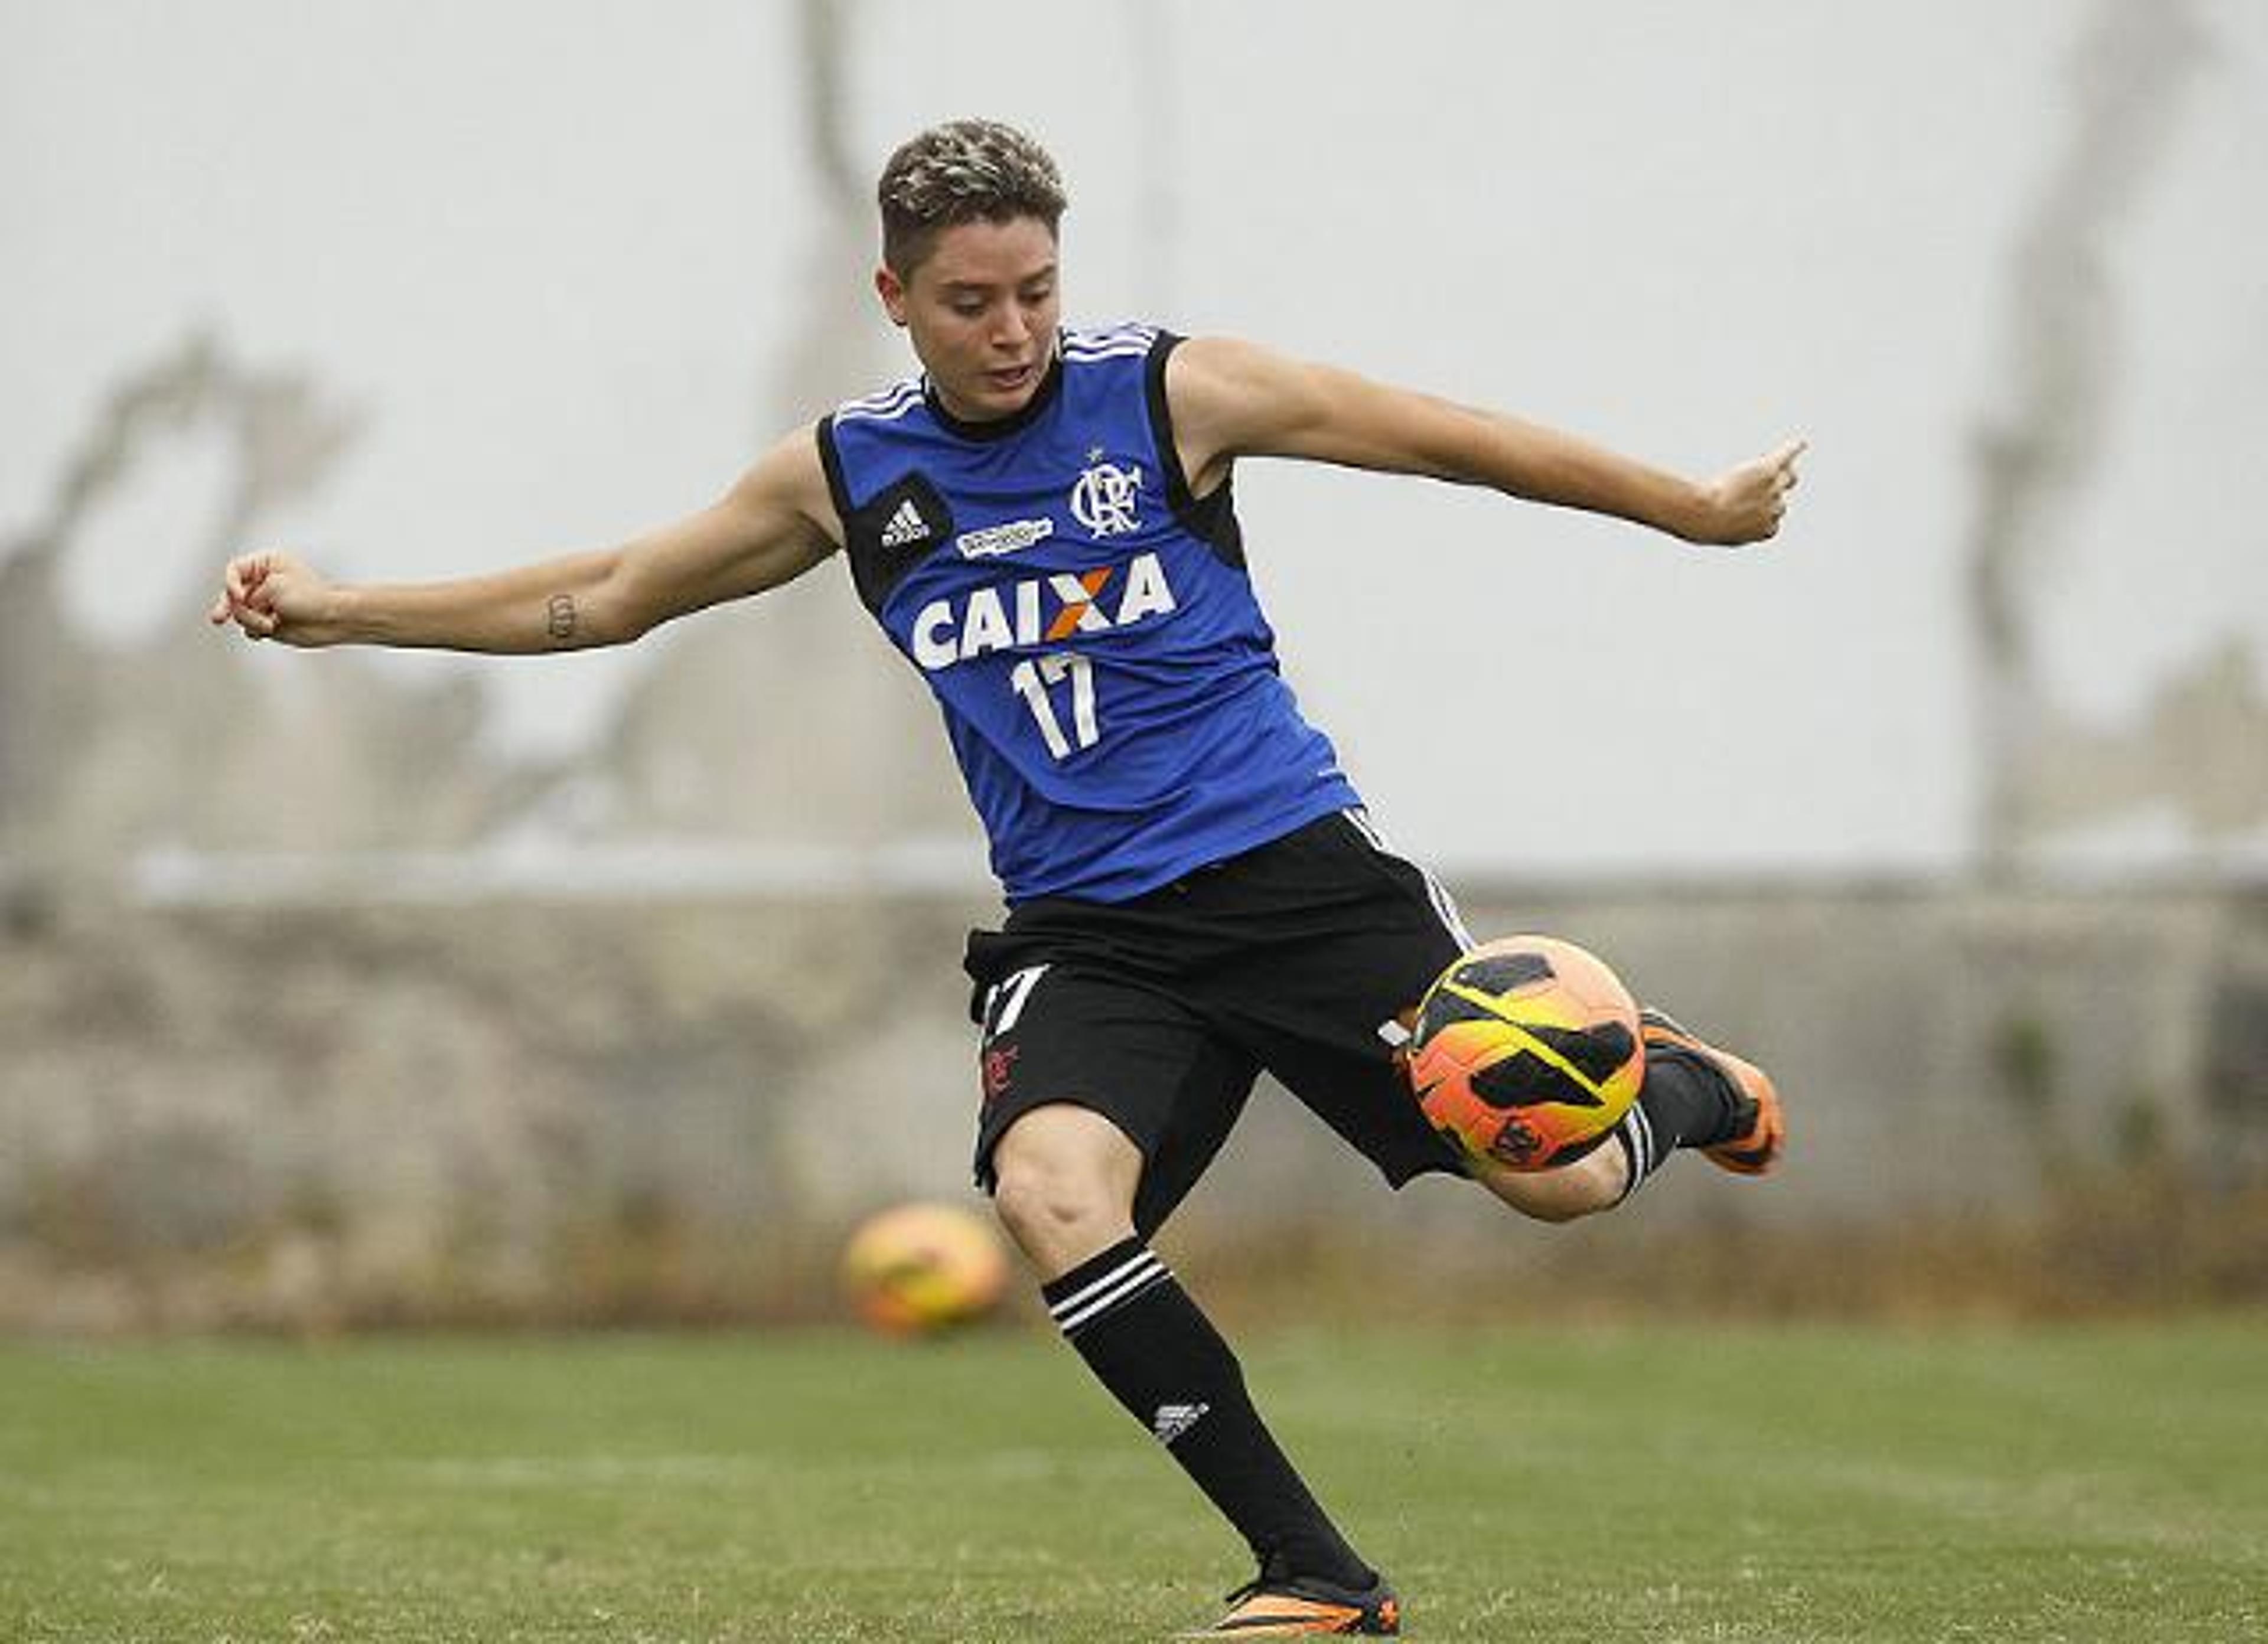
213, 119, 1800, 1636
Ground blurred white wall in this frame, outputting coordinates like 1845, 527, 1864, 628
5, 0, 2264, 884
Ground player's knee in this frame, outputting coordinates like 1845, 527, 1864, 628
991, 1153, 1108, 1243
988, 1105, 1140, 1274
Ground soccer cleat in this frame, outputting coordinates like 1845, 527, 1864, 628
1639, 1009, 1785, 1175
1189, 1572, 1402, 1636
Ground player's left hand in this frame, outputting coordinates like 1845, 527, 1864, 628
1689, 438, 1806, 546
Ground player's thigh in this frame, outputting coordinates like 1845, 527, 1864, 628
1206, 815, 1472, 1188
969, 961, 1259, 1241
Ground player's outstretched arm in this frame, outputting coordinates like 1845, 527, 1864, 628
1165, 335, 1803, 547
207, 430, 840, 650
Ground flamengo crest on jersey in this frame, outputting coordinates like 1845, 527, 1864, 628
817, 325, 1360, 903
1070, 457, 1143, 536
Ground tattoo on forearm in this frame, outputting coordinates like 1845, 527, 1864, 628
546, 593, 578, 642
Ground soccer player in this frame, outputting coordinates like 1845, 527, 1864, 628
211, 119, 1798, 1636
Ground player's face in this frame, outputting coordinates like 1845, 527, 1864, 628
876, 216, 1061, 423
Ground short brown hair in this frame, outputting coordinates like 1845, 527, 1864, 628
876, 119, 1067, 275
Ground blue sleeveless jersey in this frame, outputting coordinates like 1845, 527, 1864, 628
817, 324, 1363, 905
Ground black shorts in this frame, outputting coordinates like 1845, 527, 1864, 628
962, 809, 1472, 1237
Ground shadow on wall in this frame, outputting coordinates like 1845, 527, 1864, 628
0, 322, 973, 908
0, 4, 976, 906
1964, 0, 2268, 870
0, 334, 540, 885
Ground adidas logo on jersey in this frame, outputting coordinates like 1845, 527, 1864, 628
879, 498, 932, 549
1152, 1402, 1210, 1445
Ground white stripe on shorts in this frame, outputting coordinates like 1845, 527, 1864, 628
1341, 807, 1475, 950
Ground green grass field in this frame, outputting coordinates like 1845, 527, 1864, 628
4, 1319, 2263, 1642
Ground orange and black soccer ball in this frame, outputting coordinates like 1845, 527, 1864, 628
1406, 935, 1645, 1172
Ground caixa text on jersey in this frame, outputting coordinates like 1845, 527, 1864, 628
908, 552, 1179, 671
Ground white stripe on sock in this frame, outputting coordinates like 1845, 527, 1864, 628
1049, 1252, 1170, 1334
1615, 1104, 1657, 1202
1054, 1264, 1169, 1335
1047, 1250, 1161, 1319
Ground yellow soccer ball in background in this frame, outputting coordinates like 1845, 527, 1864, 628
840, 1201, 1011, 1336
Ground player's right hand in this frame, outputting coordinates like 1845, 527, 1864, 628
1687, 438, 1806, 547
208, 550, 335, 645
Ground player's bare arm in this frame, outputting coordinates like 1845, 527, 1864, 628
207, 430, 840, 650
1164, 334, 1804, 546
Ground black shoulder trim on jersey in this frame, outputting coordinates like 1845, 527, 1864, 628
814, 416, 855, 530
1144, 332, 1246, 571
1145, 332, 1198, 514
839, 469, 956, 616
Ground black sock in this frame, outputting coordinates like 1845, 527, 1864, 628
1614, 1047, 1742, 1200
1041, 1238, 1374, 1589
